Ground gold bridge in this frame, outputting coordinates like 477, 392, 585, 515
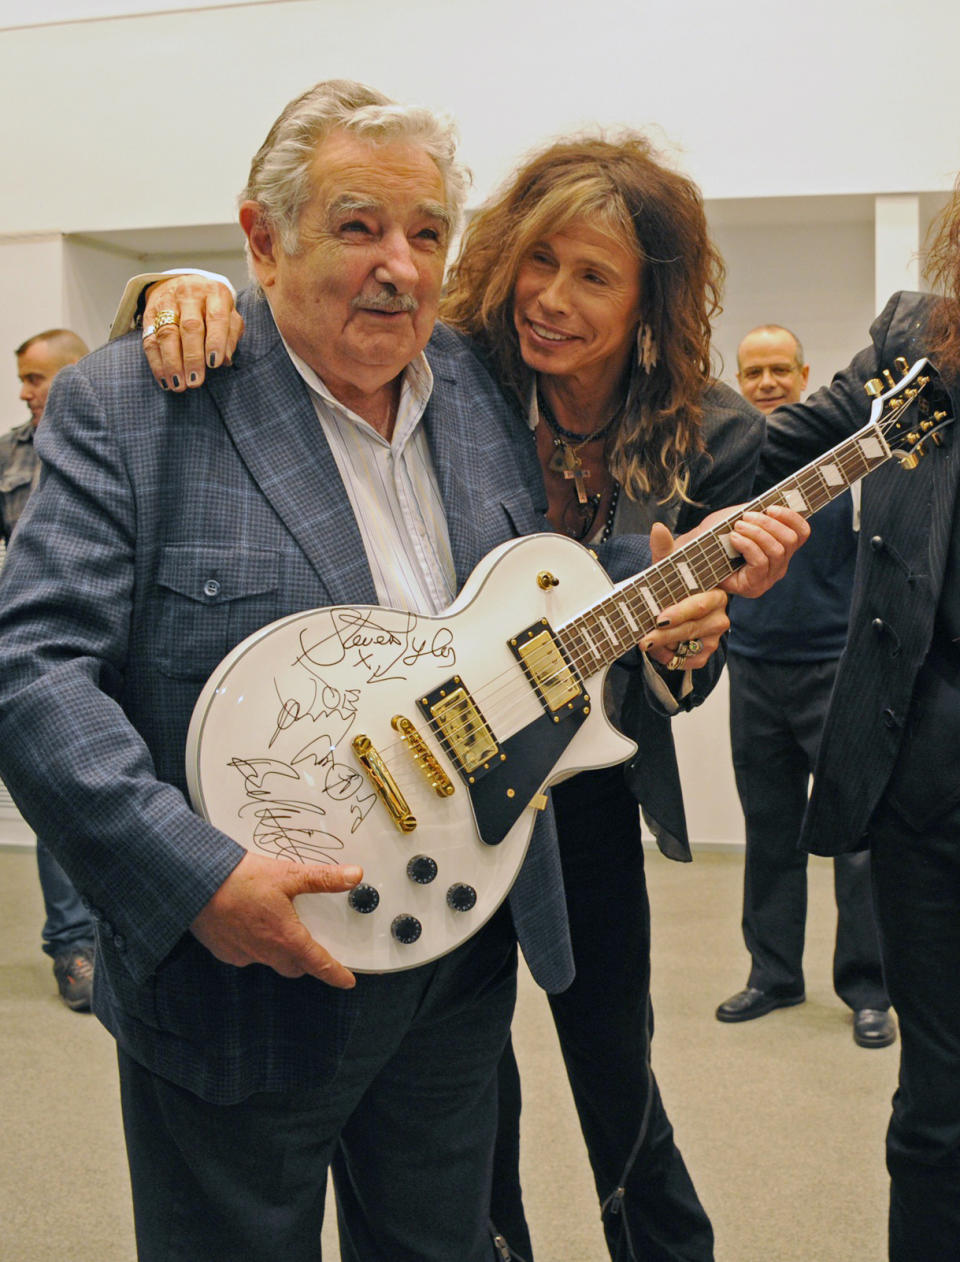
391, 715, 456, 797
352, 734, 417, 832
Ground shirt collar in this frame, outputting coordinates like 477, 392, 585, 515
279, 335, 434, 446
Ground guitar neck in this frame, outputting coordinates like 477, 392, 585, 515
557, 419, 891, 678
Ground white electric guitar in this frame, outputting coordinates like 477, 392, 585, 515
186, 358, 952, 972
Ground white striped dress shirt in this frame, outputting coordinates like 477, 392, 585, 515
284, 341, 457, 617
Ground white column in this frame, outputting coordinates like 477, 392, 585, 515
874, 194, 921, 315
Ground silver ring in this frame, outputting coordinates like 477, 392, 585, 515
685, 638, 703, 656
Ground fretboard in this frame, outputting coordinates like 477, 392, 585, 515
556, 420, 892, 678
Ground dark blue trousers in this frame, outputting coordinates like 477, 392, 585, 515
728, 654, 888, 1010
119, 907, 516, 1262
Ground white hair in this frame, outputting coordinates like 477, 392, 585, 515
241, 78, 469, 255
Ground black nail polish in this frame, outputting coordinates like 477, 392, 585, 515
656, 616, 671, 628
189, 372, 198, 385
159, 379, 168, 390
172, 375, 180, 389
209, 354, 217, 368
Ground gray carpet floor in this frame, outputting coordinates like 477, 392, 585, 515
0, 845, 896, 1261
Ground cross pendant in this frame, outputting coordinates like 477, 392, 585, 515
565, 462, 591, 504
551, 441, 591, 504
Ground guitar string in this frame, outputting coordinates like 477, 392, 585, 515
287, 438, 896, 806
310, 424, 904, 787
239, 392, 937, 828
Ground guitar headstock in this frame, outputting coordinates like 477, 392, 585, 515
864, 357, 955, 469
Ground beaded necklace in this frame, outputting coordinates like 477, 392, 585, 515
538, 389, 622, 542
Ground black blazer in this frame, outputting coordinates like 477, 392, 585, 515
760, 290, 960, 853
617, 382, 765, 859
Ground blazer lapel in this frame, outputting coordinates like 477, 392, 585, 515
205, 291, 378, 608
423, 332, 538, 587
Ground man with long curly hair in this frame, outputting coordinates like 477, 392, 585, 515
759, 178, 960, 1260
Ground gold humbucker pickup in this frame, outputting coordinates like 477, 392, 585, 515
509, 621, 587, 719
391, 715, 456, 797
418, 678, 500, 781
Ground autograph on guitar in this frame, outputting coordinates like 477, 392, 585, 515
186, 358, 953, 972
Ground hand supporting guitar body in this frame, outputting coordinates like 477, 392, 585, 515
190, 851, 363, 988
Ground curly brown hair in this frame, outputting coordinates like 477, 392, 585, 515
440, 133, 725, 503
924, 174, 960, 382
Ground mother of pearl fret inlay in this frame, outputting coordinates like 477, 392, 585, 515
820, 462, 845, 486
580, 625, 601, 657
858, 435, 886, 459
676, 561, 697, 588
783, 487, 808, 512
617, 600, 640, 632
638, 586, 660, 616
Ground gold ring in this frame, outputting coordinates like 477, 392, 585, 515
685, 638, 703, 655
667, 651, 687, 671
153, 309, 180, 332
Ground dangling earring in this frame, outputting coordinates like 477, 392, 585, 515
638, 324, 658, 374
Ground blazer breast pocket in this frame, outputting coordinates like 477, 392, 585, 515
153, 545, 281, 681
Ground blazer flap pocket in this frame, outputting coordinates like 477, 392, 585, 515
499, 489, 543, 537
157, 546, 279, 605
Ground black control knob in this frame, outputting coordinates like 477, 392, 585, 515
446, 883, 478, 912
407, 855, 438, 884
391, 914, 422, 944
348, 884, 380, 914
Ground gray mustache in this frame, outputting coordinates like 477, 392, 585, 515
353, 291, 418, 314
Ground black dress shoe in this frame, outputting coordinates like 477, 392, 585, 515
853, 1008, 897, 1048
715, 986, 805, 1023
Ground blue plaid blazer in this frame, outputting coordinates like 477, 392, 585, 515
0, 288, 652, 1101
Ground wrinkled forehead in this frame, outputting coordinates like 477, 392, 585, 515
307, 130, 450, 225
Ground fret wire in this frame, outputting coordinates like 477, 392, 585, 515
555, 411, 903, 677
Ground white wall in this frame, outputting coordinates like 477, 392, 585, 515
1, 0, 960, 238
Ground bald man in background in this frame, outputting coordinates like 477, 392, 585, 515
1, 328, 96, 1011
715, 324, 894, 1048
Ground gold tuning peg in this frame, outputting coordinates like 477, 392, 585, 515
883, 369, 897, 389
864, 378, 885, 397
894, 357, 910, 376
934, 410, 948, 421
899, 452, 920, 469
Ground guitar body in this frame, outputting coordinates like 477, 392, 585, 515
187, 533, 636, 973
